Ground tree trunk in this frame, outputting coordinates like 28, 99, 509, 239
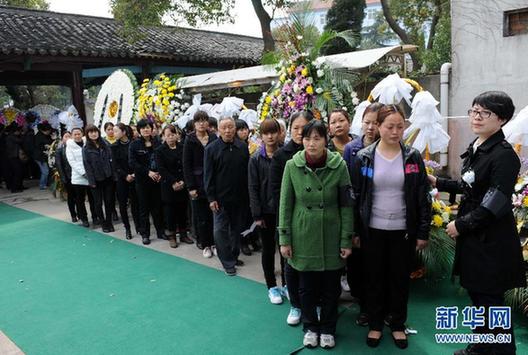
426, 0, 442, 50
251, 0, 275, 53
379, 0, 420, 71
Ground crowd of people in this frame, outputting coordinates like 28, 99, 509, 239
0, 90, 525, 354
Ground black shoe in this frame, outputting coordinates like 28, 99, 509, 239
196, 242, 204, 250
366, 334, 382, 348
453, 344, 484, 355
356, 313, 369, 327
125, 229, 133, 240
241, 244, 252, 256
109, 224, 115, 232
235, 259, 245, 267
71, 216, 78, 223
102, 225, 111, 233
93, 218, 102, 226
82, 220, 90, 228
250, 239, 262, 252
142, 237, 151, 245
225, 268, 236, 276
179, 235, 194, 244
157, 233, 168, 240
391, 332, 408, 349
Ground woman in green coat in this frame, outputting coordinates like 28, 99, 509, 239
278, 120, 354, 350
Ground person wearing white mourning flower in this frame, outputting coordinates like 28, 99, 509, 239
429, 91, 526, 355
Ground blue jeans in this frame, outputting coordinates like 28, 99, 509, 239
213, 203, 247, 270
36, 160, 49, 189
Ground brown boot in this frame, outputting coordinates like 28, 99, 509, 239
169, 235, 178, 248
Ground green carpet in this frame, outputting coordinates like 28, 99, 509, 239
0, 203, 526, 355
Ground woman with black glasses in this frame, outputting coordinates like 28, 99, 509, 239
429, 91, 526, 355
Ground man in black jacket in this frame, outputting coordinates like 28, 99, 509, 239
204, 116, 249, 276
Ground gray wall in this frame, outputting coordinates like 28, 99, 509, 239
451, 0, 528, 117
447, 0, 528, 177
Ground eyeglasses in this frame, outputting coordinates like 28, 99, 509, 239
468, 109, 494, 119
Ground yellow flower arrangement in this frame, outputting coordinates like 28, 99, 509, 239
432, 214, 444, 227
137, 73, 189, 124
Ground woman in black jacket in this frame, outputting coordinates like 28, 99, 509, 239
83, 125, 116, 233
269, 110, 313, 326
248, 118, 283, 304
111, 123, 139, 239
351, 104, 431, 349
183, 111, 217, 258
129, 119, 164, 245
429, 91, 526, 355
155, 125, 193, 248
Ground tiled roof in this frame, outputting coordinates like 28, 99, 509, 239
0, 6, 264, 65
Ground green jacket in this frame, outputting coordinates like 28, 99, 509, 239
278, 149, 354, 272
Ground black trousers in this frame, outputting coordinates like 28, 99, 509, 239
259, 213, 285, 289
363, 228, 414, 331
71, 185, 89, 221
63, 182, 78, 219
191, 198, 214, 248
467, 291, 517, 355
136, 181, 163, 238
213, 203, 247, 269
116, 178, 139, 232
346, 247, 366, 312
6, 157, 23, 191
163, 199, 188, 233
285, 261, 301, 309
298, 269, 342, 335
90, 177, 115, 227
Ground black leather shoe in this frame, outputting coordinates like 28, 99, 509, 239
391, 333, 408, 349
241, 244, 252, 256
125, 229, 133, 240
235, 259, 245, 266
102, 226, 111, 233
356, 313, 369, 327
142, 237, 151, 245
366, 335, 382, 348
82, 220, 90, 228
109, 224, 115, 232
71, 216, 78, 223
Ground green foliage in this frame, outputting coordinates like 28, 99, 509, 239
505, 283, 528, 316
360, 11, 399, 49
0, 0, 49, 9
418, 227, 456, 278
322, 0, 365, 55
110, 0, 235, 40
420, 14, 451, 73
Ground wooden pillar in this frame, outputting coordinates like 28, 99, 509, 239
71, 69, 87, 125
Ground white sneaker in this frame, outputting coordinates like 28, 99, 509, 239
320, 334, 335, 349
287, 307, 301, 326
340, 275, 350, 292
268, 286, 283, 304
303, 330, 318, 348
211, 245, 217, 256
202, 247, 213, 258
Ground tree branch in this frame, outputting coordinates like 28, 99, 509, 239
251, 0, 275, 53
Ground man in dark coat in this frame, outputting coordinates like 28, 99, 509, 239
204, 116, 249, 276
